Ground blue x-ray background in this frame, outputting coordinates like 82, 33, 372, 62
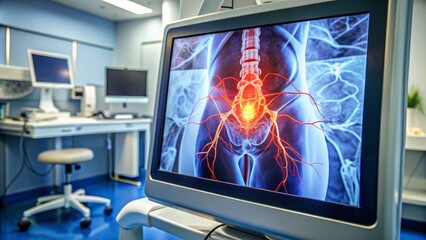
306, 14, 369, 205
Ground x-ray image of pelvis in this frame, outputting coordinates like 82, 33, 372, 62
160, 13, 369, 207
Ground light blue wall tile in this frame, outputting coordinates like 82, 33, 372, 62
9, 29, 73, 67
0, 0, 115, 48
4, 136, 53, 194
76, 43, 113, 86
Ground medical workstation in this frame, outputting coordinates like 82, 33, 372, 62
0, 0, 425, 239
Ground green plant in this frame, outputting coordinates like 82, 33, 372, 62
408, 86, 423, 112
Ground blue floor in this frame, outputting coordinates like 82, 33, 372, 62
0, 171, 180, 240
0, 172, 425, 240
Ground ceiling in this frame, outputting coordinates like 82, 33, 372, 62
51, 0, 163, 22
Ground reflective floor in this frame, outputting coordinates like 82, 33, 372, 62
0, 171, 179, 240
0, 171, 425, 240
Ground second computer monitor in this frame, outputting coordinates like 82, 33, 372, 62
105, 67, 148, 105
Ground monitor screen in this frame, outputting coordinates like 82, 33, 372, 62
27, 49, 74, 89
160, 12, 370, 208
147, 0, 404, 238
105, 68, 148, 103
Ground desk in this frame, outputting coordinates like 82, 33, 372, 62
0, 117, 152, 192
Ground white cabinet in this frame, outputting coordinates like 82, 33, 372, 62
403, 135, 426, 222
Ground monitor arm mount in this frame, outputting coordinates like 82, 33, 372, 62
116, 198, 269, 240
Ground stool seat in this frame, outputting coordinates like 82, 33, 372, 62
38, 148, 94, 164
18, 147, 112, 231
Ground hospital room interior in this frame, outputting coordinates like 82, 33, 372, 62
0, 0, 425, 239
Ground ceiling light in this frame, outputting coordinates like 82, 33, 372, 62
102, 0, 153, 15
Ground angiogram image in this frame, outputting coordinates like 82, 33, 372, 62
160, 13, 369, 206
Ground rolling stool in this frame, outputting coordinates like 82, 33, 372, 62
18, 148, 112, 231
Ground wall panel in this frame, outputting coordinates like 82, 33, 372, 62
76, 43, 113, 86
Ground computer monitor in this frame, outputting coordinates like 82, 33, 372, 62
27, 49, 74, 114
146, 0, 408, 239
105, 67, 148, 106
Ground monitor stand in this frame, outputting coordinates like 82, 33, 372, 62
117, 198, 270, 240
28, 88, 70, 121
111, 103, 136, 119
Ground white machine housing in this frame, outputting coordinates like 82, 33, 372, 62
79, 85, 97, 117
144, 0, 412, 239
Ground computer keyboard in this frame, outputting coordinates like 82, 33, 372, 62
113, 114, 134, 119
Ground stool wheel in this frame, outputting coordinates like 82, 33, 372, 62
80, 218, 91, 228
104, 206, 113, 215
17, 219, 31, 232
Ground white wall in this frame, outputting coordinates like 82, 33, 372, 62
115, 17, 163, 68
404, 0, 426, 223
163, 0, 180, 28
408, 0, 426, 129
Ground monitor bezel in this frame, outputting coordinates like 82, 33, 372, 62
147, 0, 392, 237
27, 49, 75, 89
104, 67, 149, 104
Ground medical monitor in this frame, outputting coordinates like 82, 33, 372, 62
27, 49, 74, 114
146, 0, 407, 239
28, 49, 74, 89
105, 68, 148, 105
